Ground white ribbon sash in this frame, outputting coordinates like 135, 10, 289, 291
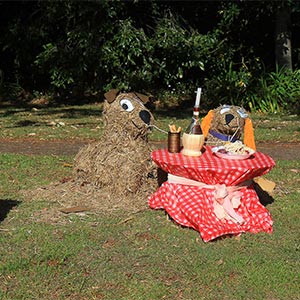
167, 174, 252, 224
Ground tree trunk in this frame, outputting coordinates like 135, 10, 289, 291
275, 5, 292, 70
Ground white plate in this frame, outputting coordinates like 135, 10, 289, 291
212, 146, 255, 160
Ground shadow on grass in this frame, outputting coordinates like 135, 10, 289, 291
1, 97, 201, 120
0, 199, 21, 222
1, 106, 103, 118
0, 105, 103, 129
253, 182, 275, 206
9, 119, 98, 128
153, 108, 196, 119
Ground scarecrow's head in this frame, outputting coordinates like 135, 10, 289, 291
103, 89, 153, 138
201, 104, 256, 150
210, 105, 248, 137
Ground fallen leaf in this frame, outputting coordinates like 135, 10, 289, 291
63, 163, 73, 168
102, 239, 116, 248
216, 259, 224, 265
48, 259, 59, 266
59, 206, 90, 214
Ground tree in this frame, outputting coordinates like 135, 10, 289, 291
1, 0, 300, 112
275, 4, 292, 70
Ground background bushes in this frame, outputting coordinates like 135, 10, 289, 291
0, 0, 300, 113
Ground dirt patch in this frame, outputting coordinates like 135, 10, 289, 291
0, 138, 299, 160
256, 141, 300, 161
0, 138, 91, 156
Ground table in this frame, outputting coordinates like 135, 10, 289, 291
148, 147, 276, 242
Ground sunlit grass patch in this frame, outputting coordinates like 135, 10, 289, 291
0, 106, 299, 299
1, 104, 299, 142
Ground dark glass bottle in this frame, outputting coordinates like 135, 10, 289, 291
185, 106, 203, 134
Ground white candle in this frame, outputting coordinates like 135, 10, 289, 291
195, 87, 202, 107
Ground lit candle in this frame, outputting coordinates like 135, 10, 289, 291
195, 87, 202, 107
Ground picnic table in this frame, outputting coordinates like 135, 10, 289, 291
148, 147, 276, 242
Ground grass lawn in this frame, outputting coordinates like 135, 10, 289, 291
0, 103, 299, 143
0, 104, 299, 299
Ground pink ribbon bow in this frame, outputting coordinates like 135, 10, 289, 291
167, 174, 246, 224
214, 184, 244, 224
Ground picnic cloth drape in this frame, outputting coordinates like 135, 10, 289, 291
148, 147, 276, 242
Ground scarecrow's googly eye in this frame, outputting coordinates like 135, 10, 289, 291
120, 99, 134, 112
220, 107, 231, 114
237, 108, 248, 119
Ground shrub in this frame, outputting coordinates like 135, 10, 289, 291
247, 67, 300, 113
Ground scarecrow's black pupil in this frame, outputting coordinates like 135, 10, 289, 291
122, 103, 128, 110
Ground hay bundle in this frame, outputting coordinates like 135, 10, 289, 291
25, 90, 158, 215
74, 91, 154, 193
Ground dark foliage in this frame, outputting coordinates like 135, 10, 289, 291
0, 0, 300, 112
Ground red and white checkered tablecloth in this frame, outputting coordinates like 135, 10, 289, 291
148, 147, 276, 242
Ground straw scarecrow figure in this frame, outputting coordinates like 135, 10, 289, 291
201, 104, 275, 198
201, 104, 256, 150
71, 89, 158, 210
26, 89, 158, 215
74, 89, 157, 198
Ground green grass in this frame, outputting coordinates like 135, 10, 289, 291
0, 157, 299, 300
0, 104, 299, 299
252, 113, 300, 143
0, 105, 104, 141
1, 104, 299, 142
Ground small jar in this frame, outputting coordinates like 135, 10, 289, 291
168, 132, 181, 153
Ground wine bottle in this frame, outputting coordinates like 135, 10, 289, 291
182, 88, 204, 157
185, 105, 203, 135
